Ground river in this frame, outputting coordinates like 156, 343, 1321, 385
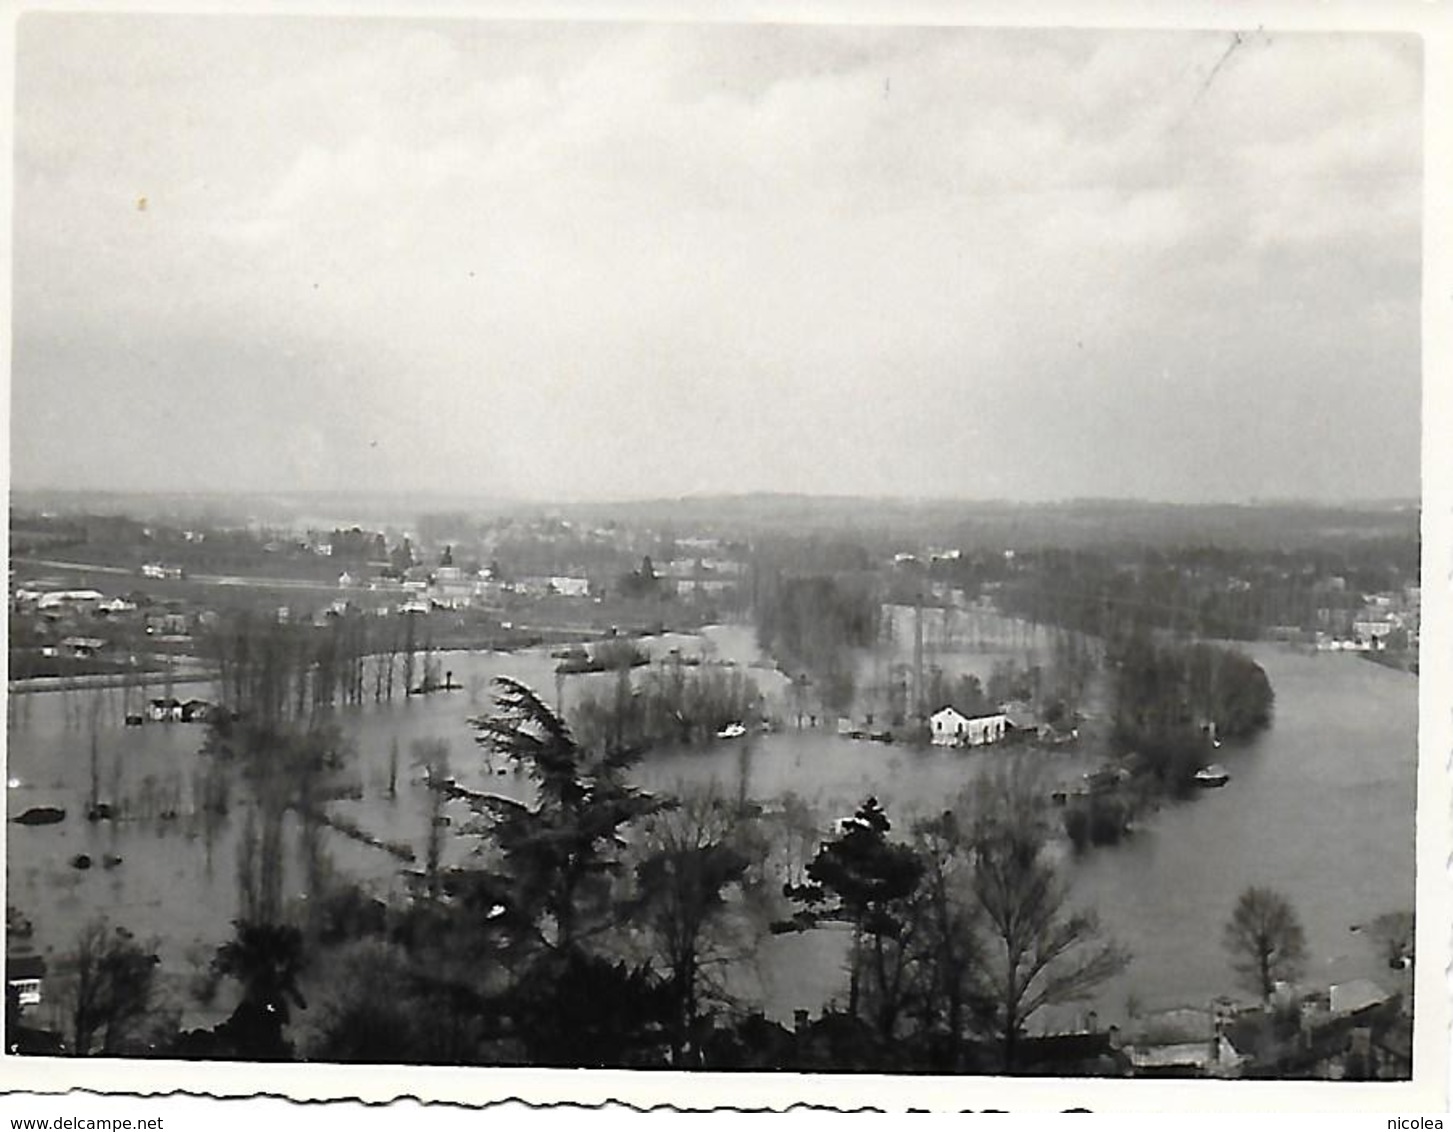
4, 625, 1417, 1036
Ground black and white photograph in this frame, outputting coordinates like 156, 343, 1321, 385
2, 0, 1447, 1113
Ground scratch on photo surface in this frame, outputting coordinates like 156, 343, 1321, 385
1175, 30, 1250, 127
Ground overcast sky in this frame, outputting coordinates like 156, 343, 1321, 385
8, 14, 1423, 503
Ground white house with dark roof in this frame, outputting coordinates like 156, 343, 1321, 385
929, 707, 1009, 747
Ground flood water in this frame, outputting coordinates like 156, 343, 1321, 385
4, 623, 1417, 1035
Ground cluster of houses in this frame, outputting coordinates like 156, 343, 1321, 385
686, 974, 1411, 1078
1309, 585, 1420, 654
332, 567, 593, 615
1011, 976, 1412, 1079
334, 556, 748, 617
135, 697, 215, 724
3, 939, 1407, 1073
656, 557, 746, 599
10, 580, 210, 674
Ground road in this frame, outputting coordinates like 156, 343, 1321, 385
13, 557, 403, 594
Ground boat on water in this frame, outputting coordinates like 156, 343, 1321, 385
716, 722, 748, 740
1194, 764, 1230, 788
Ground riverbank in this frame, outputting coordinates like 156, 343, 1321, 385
1359, 650, 1419, 676
7, 668, 216, 695
3, 624, 667, 697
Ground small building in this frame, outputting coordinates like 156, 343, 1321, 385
1016, 1027, 1130, 1076
929, 707, 1009, 747
180, 699, 214, 724
1126, 1034, 1244, 1077
1125, 1005, 1246, 1078
6, 954, 46, 1008
140, 563, 183, 580
148, 697, 184, 722
36, 589, 105, 610
548, 576, 591, 598
430, 577, 482, 608
1353, 619, 1395, 649
1037, 720, 1079, 745
59, 636, 107, 659
145, 611, 191, 635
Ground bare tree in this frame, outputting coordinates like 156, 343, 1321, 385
967, 764, 1129, 1071
61, 918, 161, 1056
632, 787, 754, 1065
908, 808, 983, 1067
1223, 886, 1307, 1002
412, 739, 451, 901
1367, 909, 1414, 970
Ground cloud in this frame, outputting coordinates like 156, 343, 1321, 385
10, 16, 1423, 501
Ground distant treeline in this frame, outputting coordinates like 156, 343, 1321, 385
754, 573, 881, 712
201, 609, 435, 719
1052, 636, 1274, 851
549, 495, 1418, 553
1110, 634, 1273, 793
570, 664, 763, 753
989, 542, 1418, 641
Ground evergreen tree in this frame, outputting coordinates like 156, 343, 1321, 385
785, 797, 924, 1042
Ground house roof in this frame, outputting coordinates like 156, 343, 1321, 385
1128, 1041, 1219, 1070
37, 590, 104, 605
1130, 1007, 1215, 1045
9, 1024, 66, 1055
931, 706, 1008, 723
1330, 979, 1391, 1016
6, 954, 46, 981
1017, 1032, 1122, 1067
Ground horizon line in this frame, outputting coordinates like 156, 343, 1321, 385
6, 485, 1423, 512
